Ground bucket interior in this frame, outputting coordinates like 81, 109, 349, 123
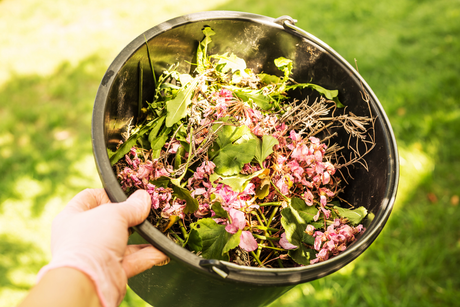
92, 11, 398, 295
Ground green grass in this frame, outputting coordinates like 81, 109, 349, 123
1, 0, 459, 306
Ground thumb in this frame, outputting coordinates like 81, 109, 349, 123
112, 189, 152, 227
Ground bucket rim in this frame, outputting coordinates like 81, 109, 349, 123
92, 10, 399, 284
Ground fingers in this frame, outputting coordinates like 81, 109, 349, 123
124, 244, 152, 257
64, 189, 111, 214
122, 245, 170, 278
111, 190, 152, 227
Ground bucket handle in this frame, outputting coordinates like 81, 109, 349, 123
199, 259, 230, 278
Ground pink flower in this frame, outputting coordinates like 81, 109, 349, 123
313, 209, 321, 222
303, 189, 314, 206
275, 177, 290, 195
239, 231, 258, 252
314, 235, 323, 251
279, 232, 298, 250
292, 144, 309, 161
137, 161, 154, 179
166, 140, 180, 154
191, 188, 207, 197
290, 130, 302, 142
287, 160, 304, 182
305, 224, 316, 235
225, 209, 246, 234
309, 136, 320, 145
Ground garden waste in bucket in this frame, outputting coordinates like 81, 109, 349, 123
91, 11, 399, 307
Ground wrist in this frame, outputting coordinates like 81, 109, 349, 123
36, 251, 126, 307
20, 267, 102, 307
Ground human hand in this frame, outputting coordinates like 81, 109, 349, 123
37, 189, 169, 307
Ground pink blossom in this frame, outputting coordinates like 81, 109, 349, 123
219, 88, 233, 99
292, 144, 309, 161
161, 200, 186, 219
166, 140, 180, 154
137, 161, 154, 179
239, 231, 258, 252
287, 160, 304, 182
305, 224, 316, 235
191, 188, 207, 197
242, 182, 256, 195
194, 202, 210, 218
309, 136, 321, 145
275, 177, 289, 195
314, 235, 323, 251
313, 209, 321, 222
225, 209, 246, 234
279, 232, 298, 250
303, 189, 314, 206
214, 184, 239, 207
320, 195, 327, 207
290, 130, 302, 142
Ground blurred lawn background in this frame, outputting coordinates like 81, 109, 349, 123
0, 0, 459, 306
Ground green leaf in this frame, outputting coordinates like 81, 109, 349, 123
213, 123, 252, 149
172, 184, 199, 214
281, 207, 306, 247
186, 228, 202, 253
196, 27, 215, 73
255, 135, 279, 167
288, 246, 316, 265
213, 53, 246, 73
281, 198, 316, 251
213, 139, 258, 176
222, 229, 242, 255
174, 145, 185, 169
193, 218, 231, 261
286, 83, 344, 107
334, 206, 368, 226
211, 202, 229, 219
274, 57, 293, 80
109, 118, 161, 166
258, 73, 282, 85
165, 79, 198, 127
255, 182, 270, 199
107, 148, 115, 159
290, 197, 320, 225
210, 169, 266, 192
150, 176, 170, 188
232, 88, 273, 110
150, 126, 171, 151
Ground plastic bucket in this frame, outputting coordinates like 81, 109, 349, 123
92, 11, 399, 307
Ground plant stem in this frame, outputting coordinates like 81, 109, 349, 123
253, 226, 280, 232
258, 208, 268, 224
253, 234, 281, 241
251, 251, 264, 267
168, 229, 185, 245
258, 244, 286, 252
270, 179, 290, 201
266, 206, 279, 229
179, 220, 188, 239
258, 202, 282, 207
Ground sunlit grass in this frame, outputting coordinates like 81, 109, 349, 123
1, 0, 460, 306
0, 0, 230, 86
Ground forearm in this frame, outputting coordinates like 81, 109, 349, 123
18, 267, 102, 307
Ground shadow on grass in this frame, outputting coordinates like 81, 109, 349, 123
211, 1, 460, 307
0, 1, 459, 306
0, 55, 107, 216
0, 234, 47, 290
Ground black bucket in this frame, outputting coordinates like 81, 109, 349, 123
92, 11, 399, 307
